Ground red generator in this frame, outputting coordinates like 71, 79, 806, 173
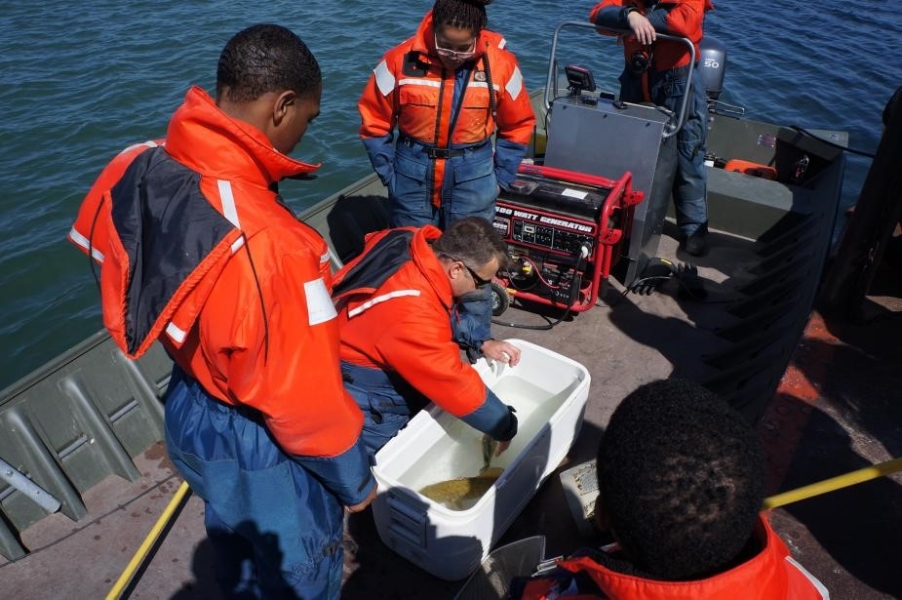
491, 164, 644, 315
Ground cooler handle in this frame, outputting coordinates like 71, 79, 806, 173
387, 491, 427, 548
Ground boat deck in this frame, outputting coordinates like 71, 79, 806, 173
2, 227, 900, 599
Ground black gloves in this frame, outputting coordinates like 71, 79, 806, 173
493, 405, 518, 442
629, 257, 676, 295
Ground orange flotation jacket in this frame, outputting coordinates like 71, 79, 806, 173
590, 0, 714, 72
332, 226, 512, 430
358, 11, 536, 207
513, 515, 829, 599
68, 86, 365, 460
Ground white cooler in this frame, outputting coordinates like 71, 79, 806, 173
371, 339, 591, 581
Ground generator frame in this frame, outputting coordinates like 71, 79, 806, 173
492, 164, 643, 314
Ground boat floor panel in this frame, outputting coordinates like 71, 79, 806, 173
2, 233, 901, 599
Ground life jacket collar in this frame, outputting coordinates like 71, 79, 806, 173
165, 86, 321, 187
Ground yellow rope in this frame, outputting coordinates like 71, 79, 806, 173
101, 458, 902, 596
763, 456, 902, 510
105, 480, 192, 600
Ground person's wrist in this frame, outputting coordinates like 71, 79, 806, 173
500, 405, 518, 441
623, 6, 639, 23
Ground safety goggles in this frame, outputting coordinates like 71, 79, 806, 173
434, 33, 476, 62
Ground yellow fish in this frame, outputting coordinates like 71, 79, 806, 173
418, 468, 504, 510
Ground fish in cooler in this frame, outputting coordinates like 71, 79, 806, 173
418, 467, 504, 510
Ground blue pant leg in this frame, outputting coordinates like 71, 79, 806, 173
671, 68, 709, 237
163, 368, 346, 600
451, 286, 494, 355
442, 144, 496, 352
390, 141, 440, 228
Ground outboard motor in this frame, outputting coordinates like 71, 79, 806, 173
698, 36, 727, 101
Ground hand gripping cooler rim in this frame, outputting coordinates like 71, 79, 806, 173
370, 339, 592, 581
494, 164, 644, 312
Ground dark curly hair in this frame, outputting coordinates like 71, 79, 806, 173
597, 379, 766, 581
216, 24, 321, 104
432, 0, 493, 33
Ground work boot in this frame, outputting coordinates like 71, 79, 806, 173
684, 233, 709, 257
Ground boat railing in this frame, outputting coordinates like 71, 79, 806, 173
543, 20, 696, 139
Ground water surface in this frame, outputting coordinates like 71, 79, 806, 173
1, 0, 898, 389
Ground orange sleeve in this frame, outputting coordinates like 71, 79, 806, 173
374, 306, 488, 418
493, 50, 536, 147
589, 0, 626, 23
358, 53, 398, 140
660, 0, 706, 40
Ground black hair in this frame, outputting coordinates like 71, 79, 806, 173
432, 216, 510, 269
432, 0, 493, 34
597, 379, 766, 581
216, 24, 321, 104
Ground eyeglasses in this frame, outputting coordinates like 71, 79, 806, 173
434, 33, 476, 62
461, 262, 493, 289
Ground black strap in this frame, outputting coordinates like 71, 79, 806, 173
445, 62, 473, 146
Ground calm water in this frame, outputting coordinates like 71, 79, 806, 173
1, 0, 899, 390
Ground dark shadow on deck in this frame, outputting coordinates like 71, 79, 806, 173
771, 393, 902, 599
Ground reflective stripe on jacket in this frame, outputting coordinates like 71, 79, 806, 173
358, 11, 536, 205
333, 226, 504, 422
68, 87, 369, 467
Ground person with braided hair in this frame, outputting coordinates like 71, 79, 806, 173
359, 0, 535, 229
358, 0, 536, 361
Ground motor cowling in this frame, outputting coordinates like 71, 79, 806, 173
698, 36, 727, 101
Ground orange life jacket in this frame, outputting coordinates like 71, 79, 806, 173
359, 11, 536, 207
68, 87, 365, 459
590, 0, 714, 72
332, 226, 491, 418
516, 515, 829, 599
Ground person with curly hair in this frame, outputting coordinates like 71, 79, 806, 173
512, 379, 829, 599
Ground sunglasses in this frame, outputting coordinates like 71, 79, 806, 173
461, 262, 493, 288
434, 33, 476, 62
